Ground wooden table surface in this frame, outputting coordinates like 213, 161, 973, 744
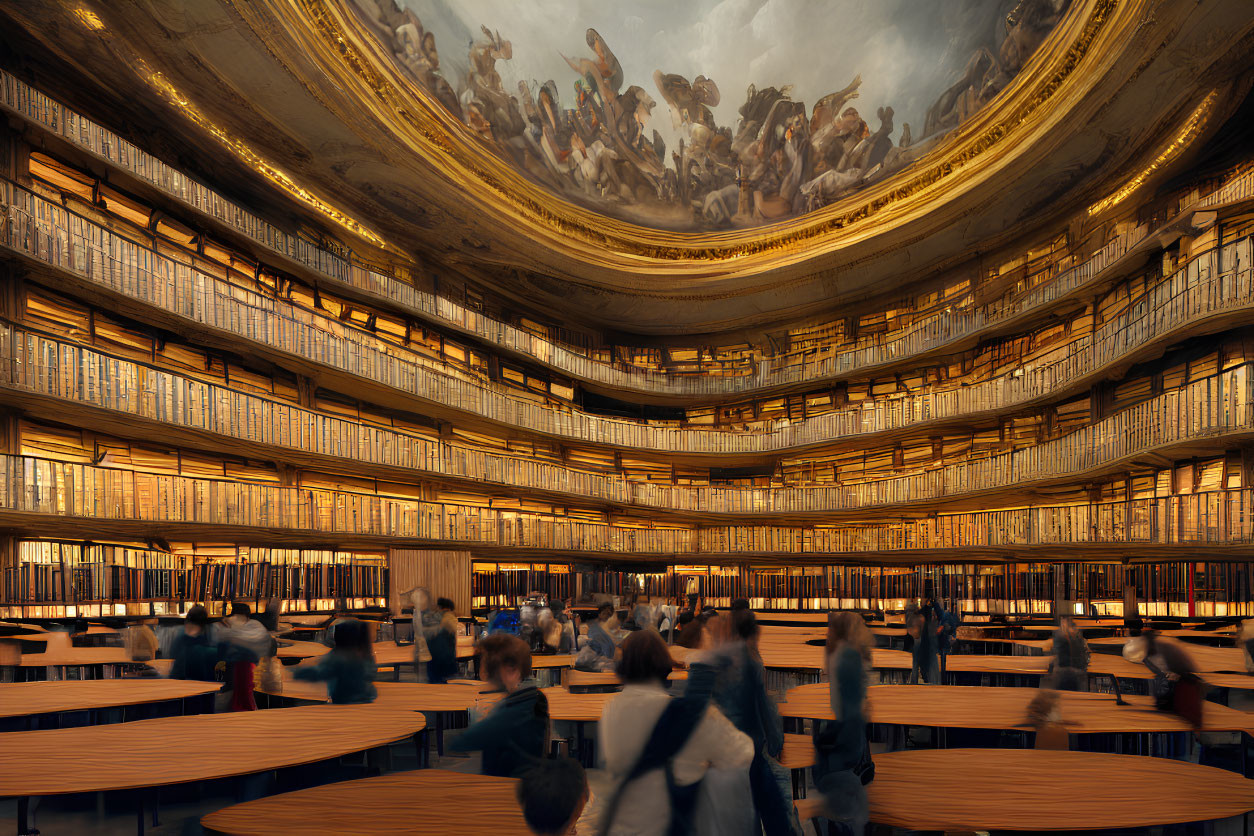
540, 687, 614, 722
0, 705, 426, 796
779, 684, 1253, 734
201, 769, 527, 835
0, 679, 220, 718
275, 640, 332, 660
262, 680, 488, 713
865, 749, 1254, 831
1088, 639, 1245, 672
18, 647, 138, 666
564, 669, 687, 688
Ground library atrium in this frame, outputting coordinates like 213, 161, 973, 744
1, 0, 1254, 833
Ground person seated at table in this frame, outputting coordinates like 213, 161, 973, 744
293, 618, 378, 704
125, 617, 159, 663
712, 608, 801, 836
517, 756, 589, 835
1025, 689, 1068, 750
426, 597, 460, 684
1047, 615, 1090, 692
540, 611, 574, 654
575, 604, 618, 671
214, 603, 275, 711
1123, 629, 1203, 729
452, 634, 549, 777
169, 605, 217, 682
907, 611, 939, 685
814, 612, 873, 836
599, 628, 753, 836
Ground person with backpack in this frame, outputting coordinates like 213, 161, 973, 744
598, 626, 753, 835
813, 612, 873, 836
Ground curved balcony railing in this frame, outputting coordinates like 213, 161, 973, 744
0, 454, 1251, 557
7, 70, 1248, 400
3, 319, 1251, 517
4, 178, 1253, 458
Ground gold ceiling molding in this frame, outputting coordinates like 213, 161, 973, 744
248, 0, 1128, 267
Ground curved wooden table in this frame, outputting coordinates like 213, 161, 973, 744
201, 769, 526, 835
1089, 638, 1245, 672
779, 683, 1253, 735
858, 749, 1254, 831
0, 679, 219, 720
0, 705, 426, 797
275, 640, 332, 660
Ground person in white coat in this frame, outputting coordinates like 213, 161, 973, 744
598, 627, 754, 836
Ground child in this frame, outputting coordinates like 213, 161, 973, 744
293, 618, 378, 704
451, 634, 549, 777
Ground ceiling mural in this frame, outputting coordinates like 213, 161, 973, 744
349, 0, 1071, 231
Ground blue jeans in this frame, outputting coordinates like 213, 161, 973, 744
751, 750, 802, 836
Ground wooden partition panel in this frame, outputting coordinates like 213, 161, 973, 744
388, 549, 471, 616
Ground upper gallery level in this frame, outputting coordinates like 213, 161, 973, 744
3, 154, 1253, 463
1, 0, 1252, 335
1, 69, 1248, 406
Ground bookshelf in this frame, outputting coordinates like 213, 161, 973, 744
0, 538, 387, 619
7, 67, 1251, 404
2, 171, 1250, 462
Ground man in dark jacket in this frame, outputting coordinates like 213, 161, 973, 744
451, 634, 549, 777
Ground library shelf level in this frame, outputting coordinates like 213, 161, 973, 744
2, 8, 1254, 627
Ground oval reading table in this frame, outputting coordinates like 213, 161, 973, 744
792, 748, 1254, 832
201, 769, 527, 835
0, 678, 220, 728
781, 683, 1253, 736
0, 704, 426, 835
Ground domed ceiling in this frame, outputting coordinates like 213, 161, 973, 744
353, 0, 1070, 231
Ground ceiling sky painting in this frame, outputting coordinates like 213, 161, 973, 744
351, 0, 1070, 231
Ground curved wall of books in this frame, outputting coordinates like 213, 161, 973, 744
2, 49, 1254, 619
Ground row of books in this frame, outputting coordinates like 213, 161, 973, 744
7, 453, 1254, 557
470, 562, 573, 609
5, 174, 1253, 461
462, 561, 1254, 614
6, 170, 1251, 459
0, 540, 388, 606
10, 69, 1246, 400
5, 314, 1254, 517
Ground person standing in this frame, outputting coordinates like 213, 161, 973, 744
427, 597, 460, 684
1048, 615, 1090, 691
813, 612, 873, 836
907, 610, 939, 685
598, 628, 754, 836
169, 605, 216, 682
214, 603, 273, 711
713, 609, 801, 836
408, 587, 438, 683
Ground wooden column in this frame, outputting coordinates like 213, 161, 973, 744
388, 549, 471, 617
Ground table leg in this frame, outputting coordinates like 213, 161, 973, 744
436, 712, 446, 757
136, 791, 144, 836
17, 796, 29, 836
